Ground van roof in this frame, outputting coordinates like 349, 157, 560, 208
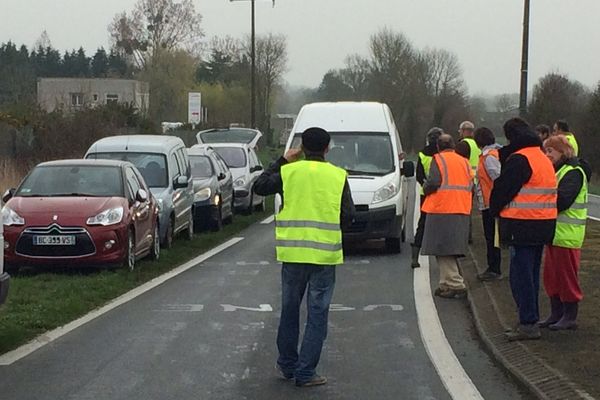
87, 135, 184, 154
293, 102, 390, 133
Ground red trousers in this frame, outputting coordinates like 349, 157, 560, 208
543, 245, 583, 302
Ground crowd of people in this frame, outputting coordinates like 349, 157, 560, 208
414, 117, 590, 341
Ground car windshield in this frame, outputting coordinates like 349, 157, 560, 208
16, 166, 123, 197
199, 129, 257, 144
86, 152, 168, 188
190, 155, 213, 178
213, 147, 247, 168
290, 132, 395, 176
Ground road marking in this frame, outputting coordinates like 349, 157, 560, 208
222, 304, 273, 312
0, 237, 245, 366
412, 182, 484, 400
588, 216, 600, 222
260, 215, 275, 224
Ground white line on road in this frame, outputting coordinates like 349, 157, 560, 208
588, 216, 600, 222
412, 182, 484, 400
260, 215, 275, 224
0, 237, 245, 366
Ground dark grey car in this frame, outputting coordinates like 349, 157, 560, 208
188, 146, 234, 231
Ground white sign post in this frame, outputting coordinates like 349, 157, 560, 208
188, 92, 202, 129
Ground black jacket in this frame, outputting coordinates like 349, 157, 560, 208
555, 158, 584, 213
254, 155, 356, 230
489, 130, 556, 246
416, 144, 438, 186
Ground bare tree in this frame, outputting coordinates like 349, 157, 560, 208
109, 0, 203, 69
245, 33, 287, 142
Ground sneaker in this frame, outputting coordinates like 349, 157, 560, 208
276, 365, 294, 380
437, 288, 467, 299
477, 270, 502, 282
296, 375, 327, 387
505, 324, 541, 341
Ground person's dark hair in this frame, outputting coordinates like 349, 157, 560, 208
426, 127, 444, 146
302, 127, 330, 154
555, 119, 570, 132
473, 127, 495, 148
535, 124, 550, 135
503, 117, 532, 141
437, 134, 455, 151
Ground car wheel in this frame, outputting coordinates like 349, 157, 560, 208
245, 191, 254, 215
149, 222, 160, 261
123, 229, 136, 271
211, 205, 223, 232
186, 211, 194, 240
255, 196, 265, 212
162, 217, 174, 249
223, 198, 234, 224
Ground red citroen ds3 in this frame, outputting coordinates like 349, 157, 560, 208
1, 160, 160, 270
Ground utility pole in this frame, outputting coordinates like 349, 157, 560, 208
519, 0, 530, 117
230, 0, 274, 129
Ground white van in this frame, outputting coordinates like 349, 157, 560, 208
276, 102, 414, 252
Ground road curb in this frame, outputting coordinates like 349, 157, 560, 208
460, 250, 596, 400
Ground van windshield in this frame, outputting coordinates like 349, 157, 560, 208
291, 132, 395, 176
86, 152, 168, 188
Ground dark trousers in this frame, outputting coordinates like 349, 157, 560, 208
481, 209, 501, 274
414, 195, 426, 247
509, 245, 543, 325
277, 262, 336, 382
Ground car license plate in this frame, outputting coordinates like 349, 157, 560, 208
33, 235, 76, 246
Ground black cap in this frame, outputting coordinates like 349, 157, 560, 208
302, 127, 330, 153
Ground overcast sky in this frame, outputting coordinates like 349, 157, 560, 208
1, 0, 599, 96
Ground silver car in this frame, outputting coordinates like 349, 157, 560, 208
85, 135, 194, 248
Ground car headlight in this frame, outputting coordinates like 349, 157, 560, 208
2, 206, 25, 226
234, 177, 246, 188
194, 187, 212, 202
372, 181, 398, 204
87, 207, 124, 226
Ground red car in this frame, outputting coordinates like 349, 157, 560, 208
1, 160, 160, 270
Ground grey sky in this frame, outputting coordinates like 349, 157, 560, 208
1, 0, 599, 96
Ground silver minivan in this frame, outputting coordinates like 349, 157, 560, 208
85, 135, 194, 248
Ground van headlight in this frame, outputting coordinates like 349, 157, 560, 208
372, 182, 398, 204
2, 206, 25, 226
87, 207, 124, 226
234, 177, 246, 188
194, 188, 211, 202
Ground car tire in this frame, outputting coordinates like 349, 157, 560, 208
123, 229, 136, 271
245, 191, 254, 215
148, 222, 160, 261
162, 217, 174, 249
186, 211, 194, 240
255, 196, 265, 212
223, 198, 234, 224
211, 205, 223, 232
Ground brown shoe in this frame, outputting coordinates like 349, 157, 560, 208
296, 375, 327, 387
505, 324, 541, 341
437, 288, 467, 299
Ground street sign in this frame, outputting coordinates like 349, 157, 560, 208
188, 92, 202, 125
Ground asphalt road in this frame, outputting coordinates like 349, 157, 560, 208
0, 190, 533, 399
588, 194, 600, 219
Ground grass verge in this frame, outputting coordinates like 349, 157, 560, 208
0, 200, 273, 355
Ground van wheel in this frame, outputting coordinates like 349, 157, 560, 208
385, 237, 401, 254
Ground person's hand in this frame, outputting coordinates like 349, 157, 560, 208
284, 148, 303, 162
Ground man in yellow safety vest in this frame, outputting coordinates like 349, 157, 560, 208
254, 127, 355, 387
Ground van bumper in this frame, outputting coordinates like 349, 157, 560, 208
0, 272, 9, 305
343, 204, 402, 241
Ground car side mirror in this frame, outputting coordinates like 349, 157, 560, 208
2, 188, 15, 203
218, 173, 226, 181
401, 161, 415, 178
173, 175, 188, 189
251, 165, 263, 173
136, 189, 148, 203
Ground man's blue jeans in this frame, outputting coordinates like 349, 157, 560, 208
277, 262, 336, 382
509, 245, 543, 325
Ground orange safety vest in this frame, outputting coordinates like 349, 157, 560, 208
500, 147, 558, 220
477, 148, 499, 209
422, 150, 473, 215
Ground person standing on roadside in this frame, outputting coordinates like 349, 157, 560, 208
421, 134, 473, 299
474, 127, 503, 281
489, 118, 557, 341
539, 135, 587, 330
254, 127, 355, 387
535, 124, 552, 142
456, 120, 481, 243
553, 119, 579, 156
411, 127, 444, 269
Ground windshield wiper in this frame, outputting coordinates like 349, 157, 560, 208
345, 169, 387, 176
47, 193, 100, 197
